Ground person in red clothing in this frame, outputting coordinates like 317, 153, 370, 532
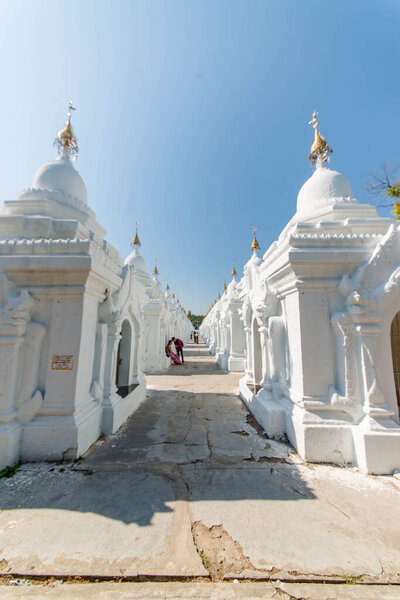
172, 337, 184, 364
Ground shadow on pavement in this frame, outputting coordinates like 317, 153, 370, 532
0, 386, 314, 527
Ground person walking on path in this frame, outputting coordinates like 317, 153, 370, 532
172, 337, 184, 364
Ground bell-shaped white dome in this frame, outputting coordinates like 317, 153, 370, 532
297, 166, 354, 218
227, 278, 237, 295
32, 156, 88, 206
125, 246, 147, 272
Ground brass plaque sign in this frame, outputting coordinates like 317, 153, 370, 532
51, 355, 74, 370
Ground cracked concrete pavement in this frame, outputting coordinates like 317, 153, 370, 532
1, 342, 400, 594
2, 581, 400, 599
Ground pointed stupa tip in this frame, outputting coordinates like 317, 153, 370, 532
218, 292, 221, 299
165, 283, 170, 291
308, 111, 332, 169
223, 280, 227, 291
131, 221, 141, 247
153, 262, 159, 276
251, 226, 260, 251
231, 262, 237, 277
54, 101, 79, 160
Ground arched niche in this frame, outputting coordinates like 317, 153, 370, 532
390, 311, 400, 412
130, 315, 140, 384
116, 319, 132, 393
252, 317, 262, 390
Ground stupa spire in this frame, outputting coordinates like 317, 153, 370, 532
308, 111, 332, 169
251, 226, 260, 253
153, 259, 159, 276
54, 101, 79, 160
131, 221, 141, 247
231, 261, 237, 278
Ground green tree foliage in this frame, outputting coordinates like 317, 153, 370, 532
389, 183, 400, 219
187, 311, 204, 330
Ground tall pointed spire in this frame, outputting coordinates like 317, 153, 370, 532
153, 259, 159, 276
231, 261, 237, 278
308, 111, 332, 169
131, 221, 141, 247
54, 101, 79, 160
251, 226, 260, 252
223, 280, 227, 291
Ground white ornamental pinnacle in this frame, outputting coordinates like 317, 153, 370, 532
54, 101, 79, 160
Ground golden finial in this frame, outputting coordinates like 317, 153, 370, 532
223, 280, 227, 291
231, 261, 237, 277
308, 111, 332, 169
172, 293, 175, 299
131, 221, 141, 247
54, 101, 79, 160
251, 226, 260, 251
153, 264, 159, 276
165, 283, 170, 291
218, 292, 221, 299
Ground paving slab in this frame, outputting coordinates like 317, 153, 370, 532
0, 343, 400, 582
0, 581, 400, 599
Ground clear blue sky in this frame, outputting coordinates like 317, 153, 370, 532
0, 0, 399, 314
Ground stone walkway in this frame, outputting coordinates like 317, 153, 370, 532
1, 343, 400, 598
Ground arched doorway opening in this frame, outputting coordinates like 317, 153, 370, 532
116, 319, 132, 397
390, 311, 400, 412
252, 317, 262, 393
130, 316, 140, 384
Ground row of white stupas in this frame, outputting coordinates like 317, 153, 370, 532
0, 103, 191, 468
201, 112, 400, 474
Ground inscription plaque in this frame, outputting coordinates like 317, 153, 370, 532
51, 355, 74, 370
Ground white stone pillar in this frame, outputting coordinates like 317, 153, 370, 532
0, 312, 30, 466
243, 325, 253, 383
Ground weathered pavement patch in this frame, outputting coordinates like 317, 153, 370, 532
1, 581, 400, 599
1, 343, 400, 583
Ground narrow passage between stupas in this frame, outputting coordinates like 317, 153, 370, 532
1, 342, 400, 584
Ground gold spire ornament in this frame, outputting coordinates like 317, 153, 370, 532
308, 111, 332, 169
251, 226, 260, 251
218, 292, 221, 299
153, 264, 159, 276
231, 261, 237, 277
223, 280, 227, 291
165, 283, 170, 291
54, 101, 79, 160
131, 221, 141, 246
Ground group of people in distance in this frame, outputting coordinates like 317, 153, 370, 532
191, 331, 199, 344
166, 337, 185, 365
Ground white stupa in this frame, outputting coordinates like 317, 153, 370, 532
227, 263, 238, 296
125, 224, 147, 273
293, 111, 379, 224
2, 101, 106, 241
20, 101, 87, 207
